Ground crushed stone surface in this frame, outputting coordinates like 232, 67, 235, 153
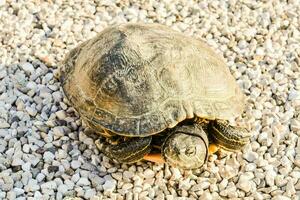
0, 0, 300, 199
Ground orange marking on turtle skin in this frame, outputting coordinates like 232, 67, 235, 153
208, 143, 219, 154
143, 153, 165, 164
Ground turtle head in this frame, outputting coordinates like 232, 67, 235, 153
161, 124, 209, 169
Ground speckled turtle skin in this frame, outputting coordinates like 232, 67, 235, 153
61, 23, 248, 169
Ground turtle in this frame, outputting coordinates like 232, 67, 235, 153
60, 23, 250, 170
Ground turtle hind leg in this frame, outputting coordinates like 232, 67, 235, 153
209, 120, 250, 151
95, 136, 152, 164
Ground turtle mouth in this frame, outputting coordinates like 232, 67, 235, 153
161, 130, 208, 170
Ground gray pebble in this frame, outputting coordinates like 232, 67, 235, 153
48, 165, 59, 173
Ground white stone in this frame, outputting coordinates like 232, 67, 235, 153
288, 89, 300, 100
285, 180, 296, 196
0, 174, 14, 191
24, 179, 40, 192
199, 190, 212, 200
13, 188, 24, 196
219, 179, 228, 191
290, 119, 300, 132
65, 179, 75, 189
21, 162, 31, 171
56, 149, 68, 160
243, 151, 259, 162
52, 91, 62, 102
265, 169, 276, 186
41, 181, 57, 190
0, 68, 7, 79
77, 177, 90, 186
272, 195, 292, 200
52, 127, 65, 139
0, 119, 10, 128
71, 160, 81, 169
236, 173, 254, 193
20, 62, 35, 74
71, 173, 80, 183
198, 181, 210, 190
144, 169, 155, 179
122, 183, 133, 190
0, 192, 5, 198
123, 171, 134, 179
36, 173, 45, 182
102, 175, 117, 191
171, 168, 182, 180
84, 188, 96, 199
34, 191, 43, 199
26, 106, 37, 116
12, 158, 24, 166
91, 175, 105, 188
55, 110, 67, 120
43, 151, 55, 163
6, 191, 16, 200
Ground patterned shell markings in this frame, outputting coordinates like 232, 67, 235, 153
61, 23, 245, 137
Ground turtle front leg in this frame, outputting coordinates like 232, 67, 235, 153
95, 136, 152, 164
209, 120, 250, 151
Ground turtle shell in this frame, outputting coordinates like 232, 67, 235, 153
61, 23, 245, 137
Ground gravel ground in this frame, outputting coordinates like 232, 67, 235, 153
0, 0, 300, 199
